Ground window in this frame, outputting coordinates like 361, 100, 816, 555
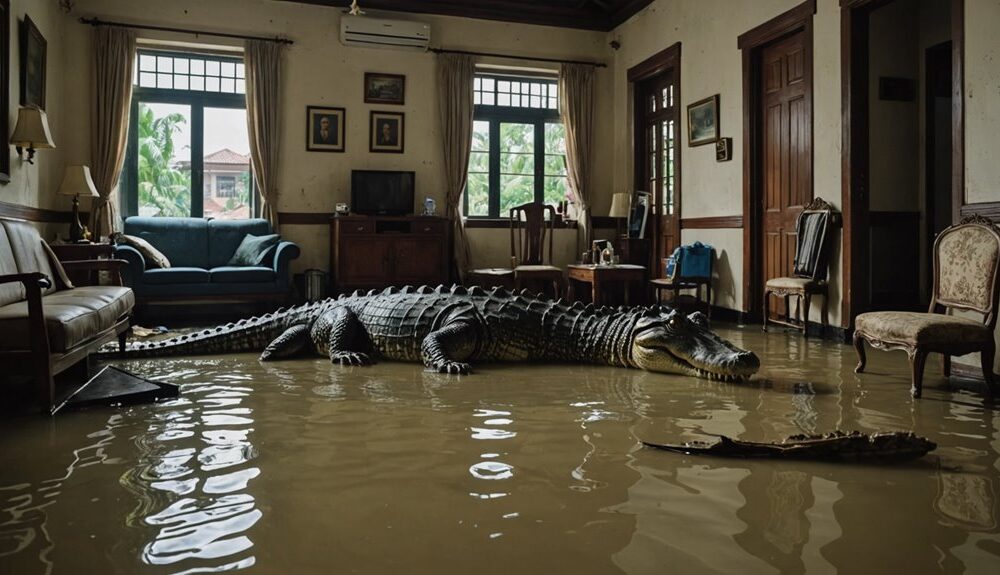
122, 49, 253, 220
465, 74, 567, 219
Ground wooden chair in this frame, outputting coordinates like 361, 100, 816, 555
762, 197, 835, 336
510, 202, 562, 297
854, 215, 1000, 398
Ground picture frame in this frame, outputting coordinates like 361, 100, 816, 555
364, 72, 405, 105
306, 106, 345, 153
19, 15, 45, 109
370, 111, 404, 153
687, 94, 719, 147
627, 191, 651, 239
716, 137, 733, 162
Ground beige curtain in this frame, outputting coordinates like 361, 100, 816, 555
559, 63, 596, 249
437, 53, 476, 278
90, 26, 136, 239
244, 40, 283, 231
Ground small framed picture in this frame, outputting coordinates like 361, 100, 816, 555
687, 94, 719, 147
306, 106, 345, 152
716, 137, 733, 161
20, 15, 46, 109
364, 73, 405, 105
370, 111, 404, 153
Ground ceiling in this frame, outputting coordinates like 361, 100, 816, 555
280, 0, 654, 31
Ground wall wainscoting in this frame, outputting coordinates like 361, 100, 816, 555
0, 200, 80, 224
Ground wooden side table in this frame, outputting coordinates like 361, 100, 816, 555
49, 242, 115, 286
567, 264, 647, 306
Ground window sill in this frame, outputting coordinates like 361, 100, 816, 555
464, 218, 577, 230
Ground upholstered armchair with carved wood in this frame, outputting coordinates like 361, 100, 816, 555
853, 215, 1000, 398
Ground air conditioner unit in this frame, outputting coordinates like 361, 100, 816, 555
340, 15, 430, 50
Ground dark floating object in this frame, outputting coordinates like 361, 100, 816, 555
55, 366, 179, 414
642, 431, 936, 462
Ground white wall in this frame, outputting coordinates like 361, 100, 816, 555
60, 0, 614, 271
965, 0, 1000, 204
610, 0, 845, 325
3, 0, 69, 239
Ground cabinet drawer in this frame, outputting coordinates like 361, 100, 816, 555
415, 220, 445, 234
340, 220, 373, 234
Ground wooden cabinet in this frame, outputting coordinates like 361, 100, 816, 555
331, 216, 451, 292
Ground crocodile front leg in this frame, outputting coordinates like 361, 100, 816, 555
326, 307, 374, 366
421, 320, 479, 374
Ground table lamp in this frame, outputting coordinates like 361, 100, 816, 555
58, 165, 99, 243
609, 192, 631, 238
10, 106, 55, 164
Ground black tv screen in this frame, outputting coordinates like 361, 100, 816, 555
351, 170, 415, 216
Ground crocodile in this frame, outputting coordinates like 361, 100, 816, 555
642, 431, 937, 462
120, 284, 760, 380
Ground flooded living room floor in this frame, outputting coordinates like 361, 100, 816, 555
1, 324, 998, 574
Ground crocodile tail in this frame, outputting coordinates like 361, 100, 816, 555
118, 299, 332, 358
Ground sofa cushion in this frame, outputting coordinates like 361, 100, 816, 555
115, 234, 171, 269
1, 220, 60, 297
208, 219, 272, 268
0, 225, 24, 306
210, 266, 276, 283
0, 286, 134, 352
142, 267, 210, 285
124, 217, 209, 268
227, 234, 279, 267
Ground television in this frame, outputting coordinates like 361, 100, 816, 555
351, 170, 415, 216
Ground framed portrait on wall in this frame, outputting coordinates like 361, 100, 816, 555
306, 106, 345, 152
687, 94, 719, 147
19, 15, 45, 109
370, 111, 404, 153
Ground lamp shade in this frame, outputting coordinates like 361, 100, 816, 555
609, 192, 631, 218
58, 165, 99, 198
10, 107, 55, 149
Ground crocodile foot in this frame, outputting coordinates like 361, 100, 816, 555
331, 351, 372, 366
429, 361, 471, 375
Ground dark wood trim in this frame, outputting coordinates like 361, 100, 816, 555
952, 0, 964, 224
951, 362, 997, 384
737, 0, 816, 50
842, 0, 964, 329
627, 42, 681, 83
960, 202, 1000, 221
277, 212, 587, 230
740, 0, 816, 315
681, 215, 743, 229
0, 201, 80, 224
281, 0, 654, 32
0, 0, 10, 185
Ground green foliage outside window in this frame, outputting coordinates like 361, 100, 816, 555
136, 103, 191, 217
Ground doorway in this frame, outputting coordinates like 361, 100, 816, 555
842, 0, 963, 324
629, 43, 681, 274
739, 0, 815, 321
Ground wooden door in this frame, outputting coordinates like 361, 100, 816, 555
761, 31, 812, 319
635, 70, 680, 274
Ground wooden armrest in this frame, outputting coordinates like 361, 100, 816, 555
0, 271, 51, 289
60, 259, 129, 272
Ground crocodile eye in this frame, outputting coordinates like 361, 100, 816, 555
668, 317, 680, 329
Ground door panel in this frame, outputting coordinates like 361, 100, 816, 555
635, 70, 680, 273
340, 236, 391, 286
761, 31, 811, 320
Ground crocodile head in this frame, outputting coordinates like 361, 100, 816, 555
630, 309, 759, 381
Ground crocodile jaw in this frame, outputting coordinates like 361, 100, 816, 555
630, 311, 760, 381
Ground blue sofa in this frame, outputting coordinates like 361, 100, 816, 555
115, 217, 300, 301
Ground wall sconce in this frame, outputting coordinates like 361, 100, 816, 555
10, 106, 55, 164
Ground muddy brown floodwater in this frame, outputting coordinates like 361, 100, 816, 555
1, 325, 999, 574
